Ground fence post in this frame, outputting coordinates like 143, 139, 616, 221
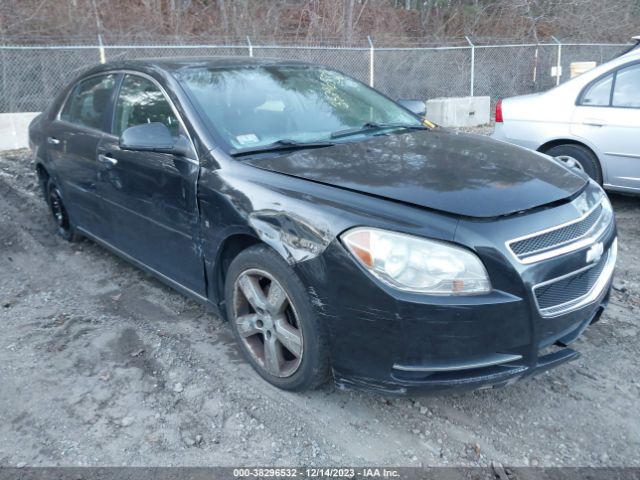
552, 36, 562, 86
465, 36, 475, 97
98, 33, 107, 63
97, 34, 106, 64
368, 36, 374, 87
533, 45, 539, 84
246, 36, 253, 57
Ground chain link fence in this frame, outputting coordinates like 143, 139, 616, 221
0, 39, 631, 113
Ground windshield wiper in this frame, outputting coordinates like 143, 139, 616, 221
330, 122, 427, 139
230, 139, 336, 157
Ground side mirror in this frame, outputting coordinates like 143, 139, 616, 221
119, 122, 191, 157
397, 99, 426, 117
398, 98, 427, 117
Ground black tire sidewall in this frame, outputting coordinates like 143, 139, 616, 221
46, 179, 77, 242
546, 144, 602, 184
224, 245, 329, 391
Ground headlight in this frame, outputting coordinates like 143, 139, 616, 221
597, 187, 614, 227
341, 227, 491, 295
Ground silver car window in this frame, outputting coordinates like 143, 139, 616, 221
581, 73, 613, 106
612, 64, 640, 108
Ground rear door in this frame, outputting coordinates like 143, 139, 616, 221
45, 73, 118, 235
96, 73, 206, 296
571, 62, 640, 191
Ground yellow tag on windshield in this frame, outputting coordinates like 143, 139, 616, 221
422, 118, 437, 129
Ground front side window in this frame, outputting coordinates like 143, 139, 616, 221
174, 66, 421, 151
581, 73, 613, 106
113, 74, 181, 137
60, 74, 117, 130
612, 64, 640, 108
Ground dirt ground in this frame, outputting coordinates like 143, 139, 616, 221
1, 148, 639, 467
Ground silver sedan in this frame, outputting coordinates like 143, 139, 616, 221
492, 39, 640, 194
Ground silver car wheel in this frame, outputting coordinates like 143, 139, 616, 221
232, 268, 304, 378
555, 155, 585, 172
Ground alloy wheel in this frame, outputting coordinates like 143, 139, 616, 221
232, 269, 304, 378
555, 155, 585, 172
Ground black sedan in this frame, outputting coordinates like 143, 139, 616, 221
29, 58, 617, 394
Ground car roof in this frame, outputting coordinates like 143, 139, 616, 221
86, 56, 316, 76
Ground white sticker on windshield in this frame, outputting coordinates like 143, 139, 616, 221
236, 133, 260, 145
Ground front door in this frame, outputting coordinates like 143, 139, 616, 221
96, 73, 205, 296
571, 62, 640, 191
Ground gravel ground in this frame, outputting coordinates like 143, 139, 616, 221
1, 147, 639, 467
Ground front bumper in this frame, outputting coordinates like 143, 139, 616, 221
294, 210, 616, 396
332, 300, 607, 396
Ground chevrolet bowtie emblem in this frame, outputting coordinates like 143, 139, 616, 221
586, 242, 604, 264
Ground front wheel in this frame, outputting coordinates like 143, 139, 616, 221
545, 144, 603, 184
224, 245, 330, 391
46, 180, 79, 242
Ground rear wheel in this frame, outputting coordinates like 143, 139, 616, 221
46, 180, 79, 242
545, 144, 602, 184
224, 245, 329, 391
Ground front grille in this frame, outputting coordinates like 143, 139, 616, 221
533, 245, 614, 317
510, 204, 603, 259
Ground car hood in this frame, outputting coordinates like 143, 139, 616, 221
243, 130, 587, 218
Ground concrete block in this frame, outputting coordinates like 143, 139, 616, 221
426, 96, 490, 128
0, 112, 40, 150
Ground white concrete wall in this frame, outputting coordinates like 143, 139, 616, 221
426, 96, 490, 128
0, 112, 41, 150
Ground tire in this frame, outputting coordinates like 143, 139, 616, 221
545, 144, 602, 184
224, 244, 330, 391
46, 179, 80, 242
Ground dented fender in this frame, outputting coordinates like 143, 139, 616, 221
247, 210, 330, 264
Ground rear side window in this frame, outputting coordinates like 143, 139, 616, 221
581, 73, 613, 106
113, 74, 181, 137
612, 64, 640, 108
60, 74, 117, 130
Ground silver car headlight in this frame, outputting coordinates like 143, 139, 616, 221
341, 227, 491, 295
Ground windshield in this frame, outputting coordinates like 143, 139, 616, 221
174, 65, 422, 152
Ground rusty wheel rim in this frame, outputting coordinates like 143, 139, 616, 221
232, 269, 304, 378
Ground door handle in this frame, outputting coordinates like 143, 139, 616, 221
583, 119, 606, 127
47, 136, 61, 145
97, 154, 118, 166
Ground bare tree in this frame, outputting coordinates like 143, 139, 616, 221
0, 0, 636, 44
